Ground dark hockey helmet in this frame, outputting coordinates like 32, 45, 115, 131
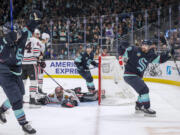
142, 39, 152, 46
86, 43, 92, 49
3, 22, 22, 41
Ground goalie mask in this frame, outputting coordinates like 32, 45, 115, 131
55, 86, 64, 101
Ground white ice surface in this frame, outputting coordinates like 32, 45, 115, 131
0, 78, 180, 135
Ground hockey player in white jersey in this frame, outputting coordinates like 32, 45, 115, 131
22, 29, 45, 106
37, 33, 50, 95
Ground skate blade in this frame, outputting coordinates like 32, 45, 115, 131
135, 110, 144, 114
29, 104, 41, 109
24, 132, 36, 135
144, 113, 156, 117
0, 120, 6, 124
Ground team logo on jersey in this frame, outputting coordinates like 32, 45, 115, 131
137, 58, 148, 72
137, 52, 141, 57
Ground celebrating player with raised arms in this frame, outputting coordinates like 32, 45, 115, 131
122, 40, 174, 117
74, 44, 98, 94
0, 10, 42, 134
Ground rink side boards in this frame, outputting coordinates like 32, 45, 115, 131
44, 60, 180, 87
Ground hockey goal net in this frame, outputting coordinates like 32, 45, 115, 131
98, 56, 137, 106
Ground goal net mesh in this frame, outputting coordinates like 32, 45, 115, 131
98, 56, 137, 106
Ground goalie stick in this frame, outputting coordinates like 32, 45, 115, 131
164, 36, 180, 75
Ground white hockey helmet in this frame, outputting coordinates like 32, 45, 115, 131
34, 29, 41, 38
42, 33, 50, 41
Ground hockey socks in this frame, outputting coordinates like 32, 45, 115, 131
140, 93, 150, 109
1, 99, 11, 113
14, 108, 27, 125
136, 94, 156, 117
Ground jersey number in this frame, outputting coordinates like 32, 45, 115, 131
25, 42, 32, 53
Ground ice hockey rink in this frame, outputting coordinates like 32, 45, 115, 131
0, 78, 180, 135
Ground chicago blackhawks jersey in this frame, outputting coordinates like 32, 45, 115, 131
22, 37, 42, 64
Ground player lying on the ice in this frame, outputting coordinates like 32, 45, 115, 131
121, 40, 174, 117
37, 86, 100, 108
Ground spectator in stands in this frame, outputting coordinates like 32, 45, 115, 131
105, 23, 114, 51
44, 48, 51, 59
101, 47, 109, 56
50, 49, 57, 59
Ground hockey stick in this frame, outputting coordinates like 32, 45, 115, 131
164, 36, 180, 75
84, 67, 98, 72
41, 68, 63, 87
10, 0, 13, 31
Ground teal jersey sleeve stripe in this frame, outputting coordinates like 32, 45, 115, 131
75, 55, 82, 63
11, 70, 22, 76
23, 27, 32, 39
152, 56, 160, 64
123, 47, 132, 59
123, 74, 137, 77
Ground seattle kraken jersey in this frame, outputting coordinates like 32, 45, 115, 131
0, 27, 32, 75
74, 51, 98, 70
123, 46, 171, 77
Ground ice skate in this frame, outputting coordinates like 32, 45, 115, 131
143, 108, 156, 117
135, 102, 143, 114
22, 122, 36, 135
0, 107, 7, 124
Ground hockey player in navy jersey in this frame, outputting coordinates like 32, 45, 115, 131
74, 44, 98, 94
0, 10, 42, 134
122, 40, 174, 117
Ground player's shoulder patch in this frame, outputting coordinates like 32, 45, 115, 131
137, 52, 141, 57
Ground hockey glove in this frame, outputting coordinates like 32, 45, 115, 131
37, 60, 46, 68
37, 96, 50, 105
27, 10, 42, 32
61, 99, 75, 108
94, 63, 99, 68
